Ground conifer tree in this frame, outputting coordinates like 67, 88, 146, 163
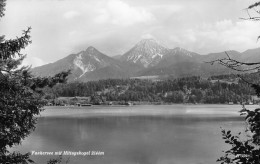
0, 0, 69, 163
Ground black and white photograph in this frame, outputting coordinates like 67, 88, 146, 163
1, 0, 260, 164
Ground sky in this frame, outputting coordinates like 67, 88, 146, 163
0, 0, 260, 67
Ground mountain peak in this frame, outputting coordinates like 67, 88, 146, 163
138, 38, 158, 44
31, 41, 260, 82
173, 47, 182, 51
135, 39, 163, 48
86, 46, 97, 52
121, 39, 169, 68
134, 38, 166, 49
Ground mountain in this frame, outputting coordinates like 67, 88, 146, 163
31, 39, 260, 81
120, 39, 170, 68
241, 47, 260, 63
119, 40, 209, 77
112, 54, 122, 60
159, 47, 200, 66
135, 48, 250, 77
32, 46, 129, 81
202, 50, 241, 62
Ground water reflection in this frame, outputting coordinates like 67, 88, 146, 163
13, 107, 245, 164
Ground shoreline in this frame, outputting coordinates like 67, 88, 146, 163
38, 104, 260, 118
45, 102, 259, 107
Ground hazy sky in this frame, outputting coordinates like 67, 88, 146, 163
0, 0, 260, 67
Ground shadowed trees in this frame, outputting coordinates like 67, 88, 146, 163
0, 0, 69, 163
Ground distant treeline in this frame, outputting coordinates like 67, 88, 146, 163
43, 73, 260, 104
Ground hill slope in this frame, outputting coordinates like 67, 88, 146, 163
32, 39, 260, 81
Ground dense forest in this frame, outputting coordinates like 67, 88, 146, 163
42, 72, 260, 104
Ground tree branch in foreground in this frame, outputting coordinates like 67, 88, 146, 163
206, 51, 260, 72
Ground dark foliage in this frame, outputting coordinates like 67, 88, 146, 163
0, 1, 69, 163
214, 2, 260, 163
217, 107, 260, 163
44, 75, 259, 104
0, 0, 5, 18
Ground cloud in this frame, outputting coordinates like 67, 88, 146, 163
202, 20, 260, 51
95, 0, 155, 26
63, 10, 80, 19
169, 20, 260, 54
1, 0, 259, 66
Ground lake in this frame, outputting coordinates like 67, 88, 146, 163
11, 105, 256, 164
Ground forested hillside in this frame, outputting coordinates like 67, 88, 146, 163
43, 73, 260, 104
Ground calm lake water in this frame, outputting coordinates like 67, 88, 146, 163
12, 105, 257, 164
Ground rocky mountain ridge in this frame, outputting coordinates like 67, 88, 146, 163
31, 39, 260, 81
